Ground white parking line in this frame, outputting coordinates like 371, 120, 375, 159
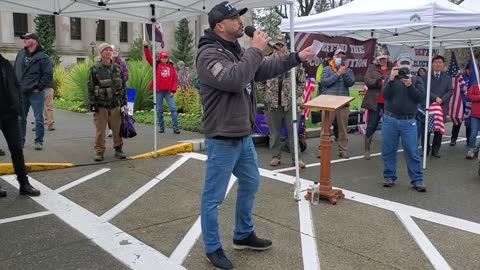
273, 137, 468, 173
0, 211, 52, 225
169, 175, 237, 265
100, 155, 190, 222
55, 168, 110, 193
298, 182, 321, 270
396, 213, 452, 270
1, 175, 185, 270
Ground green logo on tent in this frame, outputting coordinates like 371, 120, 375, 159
410, 14, 421, 22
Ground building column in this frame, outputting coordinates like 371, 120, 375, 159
0, 11, 15, 46
56, 16, 71, 50
107, 20, 120, 46
83, 18, 96, 52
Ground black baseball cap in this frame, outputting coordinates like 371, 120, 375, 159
208, 1, 247, 29
20, 32, 39, 41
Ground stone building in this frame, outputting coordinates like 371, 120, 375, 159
0, 11, 253, 66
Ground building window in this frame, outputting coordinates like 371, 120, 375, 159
96, 20, 105, 41
77, 58, 85, 63
119, 21, 128, 43
70, 17, 81, 40
13, 13, 28, 37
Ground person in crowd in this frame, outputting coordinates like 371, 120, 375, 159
87, 43, 127, 162
143, 41, 180, 134
196, 1, 315, 269
450, 65, 471, 147
361, 50, 393, 159
256, 34, 306, 169
14, 32, 53, 151
176, 60, 192, 88
466, 83, 480, 159
0, 54, 41, 197
319, 48, 355, 158
106, 47, 129, 138
381, 53, 426, 192
426, 55, 453, 158
43, 58, 55, 132
417, 67, 427, 77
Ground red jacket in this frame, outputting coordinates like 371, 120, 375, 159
144, 47, 178, 92
467, 84, 480, 118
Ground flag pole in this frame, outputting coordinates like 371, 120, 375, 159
150, 5, 158, 158
142, 23, 146, 41
288, 0, 301, 202
422, 25, 435, 170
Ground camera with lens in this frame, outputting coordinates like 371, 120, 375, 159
395, 66, 410, 79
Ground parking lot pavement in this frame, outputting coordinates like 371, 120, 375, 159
2, 135, 480, 270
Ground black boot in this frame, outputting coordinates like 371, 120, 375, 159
18, 177, 40, 196
0, 185, 6, 197
364, 136, 372, 160
114, 146, 127, 159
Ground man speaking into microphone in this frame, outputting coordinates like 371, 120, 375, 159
197, 1, 315, 269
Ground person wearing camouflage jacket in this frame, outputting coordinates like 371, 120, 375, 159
88, 43, 127, 162
256, 35, 306, 168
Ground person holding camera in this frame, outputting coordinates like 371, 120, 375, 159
426, 55, 453, 158
319, 49, 355, 158
362, 50, 393, 159
381, 53, 426, 192
87, 43, 127, 162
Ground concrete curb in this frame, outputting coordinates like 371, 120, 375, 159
0, 163, 75, 175
127, 142, 193, 160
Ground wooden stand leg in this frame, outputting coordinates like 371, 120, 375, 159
318, 110, 344, 205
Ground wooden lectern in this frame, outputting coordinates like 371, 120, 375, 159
303, 95, 354, 205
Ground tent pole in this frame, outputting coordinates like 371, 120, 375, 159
150, 7, 158, 158
469, 43, 480, 88
289, 1, 301, 202
423, 25, 434, 169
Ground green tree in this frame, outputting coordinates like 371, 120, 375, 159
34, 15, 60, 65
128, 37, 144, 61
253, 8, 282, 37
171, 19, 194, 67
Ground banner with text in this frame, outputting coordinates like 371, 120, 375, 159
293, 33, 377, 80
384, 44, 444, 74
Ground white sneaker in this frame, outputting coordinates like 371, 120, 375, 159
107, 129, 113, 138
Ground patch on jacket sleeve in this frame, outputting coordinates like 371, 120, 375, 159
209, 62, 224, 78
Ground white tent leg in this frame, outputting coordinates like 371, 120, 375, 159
422, 25, 434, 169
289, 2, 301, 202
152, 22, 158, 157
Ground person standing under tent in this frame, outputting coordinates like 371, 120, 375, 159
362, 50, 393, 160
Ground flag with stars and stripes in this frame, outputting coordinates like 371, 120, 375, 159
447, 51, 465, 125
429, 102, 445, 135
302, 77, 316, 120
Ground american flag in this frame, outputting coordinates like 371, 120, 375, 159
302, 77, 316, 120
447, 51, 465, 125
428, 102, 445, 135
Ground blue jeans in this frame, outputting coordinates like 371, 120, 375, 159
156, 91, 178, 130
20, 91, 45, 145
201, 136, 260, 253
468, 117, 480, 149
381, 115, 423, 184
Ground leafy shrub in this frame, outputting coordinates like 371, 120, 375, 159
134, 110, 202, 132
54, 98, 88, 113
53, 65, 67, 98
62, 62, 92, 105
125, 60, 153, 111
174, 85, 202, 114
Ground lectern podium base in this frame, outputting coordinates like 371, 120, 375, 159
319, 188, 345, 205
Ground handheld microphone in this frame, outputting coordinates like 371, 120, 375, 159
244, 26, 279, 50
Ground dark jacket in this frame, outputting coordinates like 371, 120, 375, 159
362, 62, 393, 110
0, 54, 22, 117
196, 29, 302, 138
383, 75, 424, 117
429, 71, 453, 113
14, 45, 53, 94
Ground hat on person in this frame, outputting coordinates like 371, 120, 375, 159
397, 53, 414, 64
97, 43, 113, 55
334, 48, 346, 56
20, 32, 39, 41
208, 1, 248, 29
158, 51, 168, 58
274, 35, 286, 46
375, 49, 389, 60
177, 60, 185, 66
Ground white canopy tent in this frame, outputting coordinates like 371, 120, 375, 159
280, 0, 480, 169
460, 0, 478, 11
1, 0, 306, 200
